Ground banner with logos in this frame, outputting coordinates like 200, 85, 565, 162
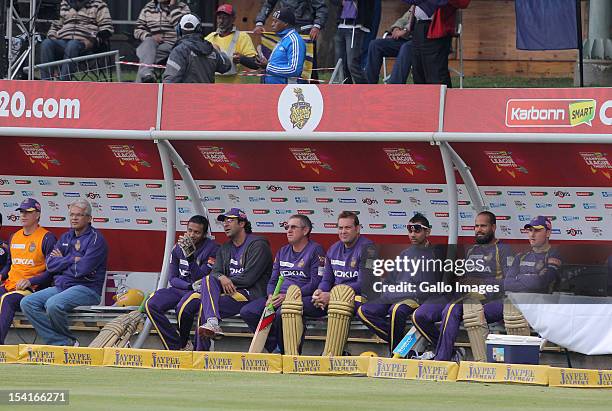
192, 352, 282, 373
0, 345, 19, 364
367, 357, 458, 382
548, 367, 612, 388
457, 361, 549, 385
161, 84, 443, 133
18, 345, 104, 366
103, 347, 193, 370
282, 355, 370, 375
0, 80, 158, 130
444, 88, 612, 134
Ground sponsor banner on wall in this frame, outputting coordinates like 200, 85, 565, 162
445, 88, 612, 134
161, 84, 442, 133
0, 80, 158, 130
103, 347, 193, 369
548, 367, 612, 388
0, 345, 19, 363
457, 361, 549, 385
367, 358, 459, 382
1, 177, 610, 240
193, 352, 282, 373
18, 345, 104, 366
282, 355, 370, 375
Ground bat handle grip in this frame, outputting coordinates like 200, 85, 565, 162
267, 276, 285, 310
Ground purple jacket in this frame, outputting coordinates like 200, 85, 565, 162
267, 240, 325, 296
168, 238, 219, 290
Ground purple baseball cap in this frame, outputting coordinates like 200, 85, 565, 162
217, 208, 248, 222
16, 198, 41, 212
524, 215, 552, 230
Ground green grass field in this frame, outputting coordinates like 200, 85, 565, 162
0, 364, 610, 411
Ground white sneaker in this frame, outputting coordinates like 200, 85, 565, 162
180, 340, 194, 351
414, 351, 435, 360
197, 320, 224, 340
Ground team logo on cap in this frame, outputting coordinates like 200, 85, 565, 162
278, 85, 323, 132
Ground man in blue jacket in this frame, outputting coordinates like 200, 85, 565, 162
20, 199, 108, 346
260, 8, 306, 84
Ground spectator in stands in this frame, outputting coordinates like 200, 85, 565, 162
358, 213, 441, 354
134, 0, 190, 83
239, 215, 325, 353
145, 215, 219, 351
365, 8, 414, 84
334, 0, 375, 84
258, 8, 306, 84
40, 0, 114, 81
205, 4, 260, 83
401, 0, 470, 87
0, 199, 56, 345
196, 209, 272, 350
254, 1, 328, 80
162, 14, 232, 83
20, 199, 108, 346
254, 0, 327, 41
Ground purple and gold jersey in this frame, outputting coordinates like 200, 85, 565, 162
319, 236, 374, 294
168, 238, 219, 290
229, 234, 258, 280
465, 241, 514, 285
267, 240, 325, 296
504, 246, 562, 294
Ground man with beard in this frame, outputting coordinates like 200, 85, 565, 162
196, 209, 273, 350
412, 211, 513, 362
205, 4, 259, 83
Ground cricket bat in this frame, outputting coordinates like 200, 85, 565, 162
392, 326, 426, 359
248, 276, 285, 353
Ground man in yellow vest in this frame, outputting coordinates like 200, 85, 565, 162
205, 4, 259, 83
0, 198, 56, 344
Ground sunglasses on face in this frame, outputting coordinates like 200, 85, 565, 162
284, 224, 305, 231
407, 223, 428, 233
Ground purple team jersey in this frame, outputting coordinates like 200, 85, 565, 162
319, 236, 374, 294
267, 240, 325, 296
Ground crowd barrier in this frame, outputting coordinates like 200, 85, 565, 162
1, 345, 611, 388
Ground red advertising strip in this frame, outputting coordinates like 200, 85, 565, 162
0, 80, 158, 130
444, 88, 612, 134
171, 140, 446, 183
0, 137, 163, 178
451, 143, 612, 187
161, 84, 442, 132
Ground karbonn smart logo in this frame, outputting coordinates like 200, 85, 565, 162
506, 98, 611, 128
0, 90, 80, 119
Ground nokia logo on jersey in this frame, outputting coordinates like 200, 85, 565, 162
280, 270, 307, 278
230, 267, 244, 276
12, 258, 35, 265
334, 270, 359, 278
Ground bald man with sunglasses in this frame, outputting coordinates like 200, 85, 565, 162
358, 213, 441, 354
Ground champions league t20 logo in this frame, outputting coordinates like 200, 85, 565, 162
278, 85, 323, 132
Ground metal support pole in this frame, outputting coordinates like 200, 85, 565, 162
161, 140, 212, 235
439, 143, 458, 246
444, 142, 486, 213
28, 0, 35, 80
133, 139, 177, 348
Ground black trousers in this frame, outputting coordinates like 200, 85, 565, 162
412, 20, 452, 88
